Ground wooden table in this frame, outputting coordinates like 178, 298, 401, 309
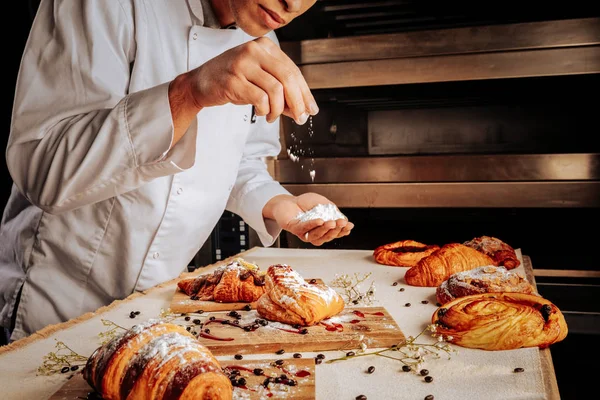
0, 247, 560, 400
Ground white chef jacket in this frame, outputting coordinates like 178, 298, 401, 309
0, 0, 291, 341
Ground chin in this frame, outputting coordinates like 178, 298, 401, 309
238, 22, 272, 38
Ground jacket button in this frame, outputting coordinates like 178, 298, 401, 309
243, 115, 248, 121
192, 32, 198, 40
176, 187, 183, 195
153, 252, 160, 259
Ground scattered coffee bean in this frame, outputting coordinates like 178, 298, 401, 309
436, 303, 441, 307
70, 365, 79, 371
420, 369, 429, 376
276, 349, 285, 355
263, 377, 273, 387
402, 365, 411, 372
288, 379, 297, 386
243, 326, 252, 332
243, 304, 252, 311
237, 377, 247, 386
186, 327, 191, 331
293, 353, 302, 358
209, 316, 216, 321
275, 359, 285, 366
204, 328, 210, 334
134, 311, 140, 315
405, 303, 411, 307
316, 354, 326, 359
300, 328, 309, 335
279, 374, 288, 380
253, 368, 264, 376
425, 396, 434, 400
309, 279, 317, 284
421, 300, 429, 304
356, 395, 367, 400
193, 319, 201, 325
196, 310, 204, 314
352, 300, 359, 304
367, 366, 375, 374
252, 324, 260, 330
258, 319, 268, 326
232, 320, 239, 325
293, 324, 301, 329
315, 358, 323, 365
129, 311, 136, 319
184, 316, 191, 321
399, 288, 405, 292
392, 282, 398, 286
514, 367, 525, 373
424, 376, 434, 383
60, 366, 70, 373
234, 354, 243, 360
229, 369, 240, 377
346, 351, 356, 357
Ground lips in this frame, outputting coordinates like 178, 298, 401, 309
259, 5, 285, 29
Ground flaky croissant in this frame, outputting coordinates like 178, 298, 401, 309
256, 264, 345, 326
463, 236, 520, 269
431, 292, 568, 350
373, 240, 440, 267
177, 258, 265, 303
83, 320, 232, 400
404, 243, 495, 287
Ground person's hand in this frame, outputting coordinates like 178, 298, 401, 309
263, 193, 354, 246
183, 36, 318, 125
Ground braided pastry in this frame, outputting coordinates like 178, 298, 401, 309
83, 320, 232, 399
463, 236, 520, 269
431, 292, 568, 350
436, 265, 536, 305
177, 258, 266, 303
373, 240, 440, 267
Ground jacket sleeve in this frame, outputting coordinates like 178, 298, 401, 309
6, 0, 195, 214
225, 113, 292, 247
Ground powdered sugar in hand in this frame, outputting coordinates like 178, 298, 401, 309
295, 203, 346, 223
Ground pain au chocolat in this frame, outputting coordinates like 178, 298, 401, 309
177, 258, 265, 303
373, 240, 440, 267
431, 292, 568, 350
256, 264, 345, 326
436, 265, 536, 305
463, 235, 521, 269
404, 243, 495, 287
83, 320, 232, 400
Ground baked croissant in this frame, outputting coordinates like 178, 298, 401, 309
373, 240, 440, 267
436, 265, 536, 305
83, 320, 232, 400
431, 292, 568, 350
463, 236, 520, 269
177, 258, 265, 303
256, 264, 345, 326
404, 243, 495, 287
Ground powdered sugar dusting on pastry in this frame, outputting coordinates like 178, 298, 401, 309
295, 203, 346, 222
270, 264, 338, 305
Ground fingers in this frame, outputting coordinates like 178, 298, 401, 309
246, 68, 285, 123
303, 219, 353, 246
254, 37, 318, 125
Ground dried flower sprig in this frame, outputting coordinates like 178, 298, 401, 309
98, 318, 128, 344
330, 272, 376, 305
37, 339, 89, 376
326, 324, 456, 373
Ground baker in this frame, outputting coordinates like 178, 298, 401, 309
0, 0, 354, 344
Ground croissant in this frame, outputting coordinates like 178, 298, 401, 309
463, 236, 520, 269
177, 258, 266, 303
83, 320, 232, 400
431, 292, 568, 350
256, 264, 345, 326
436, 265, 536, 305
373, 240, 440, 267
404, 243, 495, 287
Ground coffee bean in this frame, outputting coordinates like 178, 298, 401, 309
300, 328, 309, 334
184, 316, 191, 321
60, 366, 70, 373
424, 376, 433, 382
196, 310, 204, 314
243, 304, 252, 311
421, 300, 429, 304
253, 368, 263, 376
204, 328, 210, 333
134, 311, 140, 315
514, 367, 525, 373
309, 279, 317, 284
356, 395, 367, 400
346, 351, 356, 357
425, 396, 434, 400
399, 288, 405, 292
293, 353, 302, 358
367, 366, 375, 374
392, 282, 398, 286
70, 365, 79, 371
237, 377, 247, 386
276, 349, 285, 355
420, 369, 429, 376
316, 354, 326, 359
402, 365, 411, 372
288, 379, 297, 386
234, 354, 243, 360
405, 303, 411, 307
315, 358, 323, 365
275, 359, 284, 366
193, 319, 201, 325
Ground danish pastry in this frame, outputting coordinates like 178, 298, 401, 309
83, 320, 232, 399
463, 235, 520, 269
431, 292, 568, 350
436, 265, 536, 305
256, 264, 345, 326
405, 243, 495, 287
373, 240, 440, 267
177, 258, 266, 303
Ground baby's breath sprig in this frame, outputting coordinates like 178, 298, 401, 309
97, 318, 128, 344
37, 339, 89, 376
326, 325, 456, 373
330, 272, 376, 305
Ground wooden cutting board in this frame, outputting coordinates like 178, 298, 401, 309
181, 306, 405, 356
169, 278, 324, 313
48, 358, 316, 400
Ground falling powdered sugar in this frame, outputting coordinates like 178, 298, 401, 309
295, 203, 346, 223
